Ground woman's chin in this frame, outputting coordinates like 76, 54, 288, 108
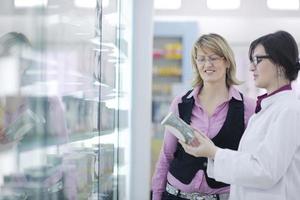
254, 81, 261, 88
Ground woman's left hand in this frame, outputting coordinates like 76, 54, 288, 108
179, 130, 219, 158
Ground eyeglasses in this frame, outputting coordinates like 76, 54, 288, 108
195, 55, 224, 66
251, 55, 270, 66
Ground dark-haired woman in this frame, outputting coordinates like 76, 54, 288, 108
180, 30, 300, 200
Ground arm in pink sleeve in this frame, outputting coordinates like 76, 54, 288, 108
243, 96, 256, 127
151, 96, 181, 200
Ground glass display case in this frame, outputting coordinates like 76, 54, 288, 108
0, 0, 132, 199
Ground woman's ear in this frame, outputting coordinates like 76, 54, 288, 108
276, 66, 285, 79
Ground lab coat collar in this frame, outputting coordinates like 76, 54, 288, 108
260, 90, 294, 111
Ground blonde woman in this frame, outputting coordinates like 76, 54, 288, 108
152, 33, 255, 200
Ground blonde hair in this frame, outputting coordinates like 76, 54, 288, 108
191, 33, 241, 87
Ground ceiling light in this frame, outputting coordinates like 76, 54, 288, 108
207, 0, 240, 10
74, 0, 97, 8
154, 0, 181, 10
14, 0, 48, 7
267, 0, 299, 10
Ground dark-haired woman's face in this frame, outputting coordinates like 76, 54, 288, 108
249, 44, 279, 93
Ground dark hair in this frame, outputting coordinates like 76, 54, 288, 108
0, 32, 33, 85
249, 30, 300, 81
0, 32, 31, 57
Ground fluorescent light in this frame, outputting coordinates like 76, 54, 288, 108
207, 0, 240, 10
14, 0, 48, 7
74, 0, 97, 8
267, 0, 299, 10
155, 0, 181, 10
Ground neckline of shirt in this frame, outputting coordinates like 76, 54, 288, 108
260, 90, 293, 110
192, 85, 242, 108
255, 84, 292, 113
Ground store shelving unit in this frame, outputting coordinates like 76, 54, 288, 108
151, 21, 198, 175
0, 0, 133, 199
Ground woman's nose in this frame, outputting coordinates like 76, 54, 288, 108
249, 63, 255, 71
203, 59, 212, 67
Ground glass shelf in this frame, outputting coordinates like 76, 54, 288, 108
17, 131, 101, 152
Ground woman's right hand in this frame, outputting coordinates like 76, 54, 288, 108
179, 130, 219, 159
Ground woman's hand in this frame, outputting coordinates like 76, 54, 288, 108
179, 130, 219, 158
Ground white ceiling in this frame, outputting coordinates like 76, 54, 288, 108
155, 0, 300, 18
154, 0, 300, 44
1, 0, 300, 44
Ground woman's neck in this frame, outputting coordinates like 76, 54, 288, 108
198, 82, 230, 117
266, 79, 290, 95
200, 82, 229, 99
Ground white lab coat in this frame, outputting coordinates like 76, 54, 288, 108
207, 91, 300, 200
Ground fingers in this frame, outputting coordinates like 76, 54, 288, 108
194, 130, 213, 142
178, 130, 205, 147
178, 139, 184, 143
193, 130, 206, 142
189, 138, 200, 147
179, 140, 191, 151
179, 141, 196, 157
178, 139, 185, 147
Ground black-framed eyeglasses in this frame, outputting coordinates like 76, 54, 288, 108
251, 55, 271, 66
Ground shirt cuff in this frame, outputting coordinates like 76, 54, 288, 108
207, 147, 223, 179
207, 157, 215, 178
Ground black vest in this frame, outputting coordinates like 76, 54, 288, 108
169, 90, 245, 188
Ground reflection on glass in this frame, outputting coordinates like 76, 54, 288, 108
0, 0, 129, 199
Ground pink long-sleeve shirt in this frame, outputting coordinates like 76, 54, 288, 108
152, 86, 256, 200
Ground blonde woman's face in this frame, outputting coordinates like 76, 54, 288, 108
195, 48, 227, 85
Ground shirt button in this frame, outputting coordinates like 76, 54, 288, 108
203, 162, 207, 167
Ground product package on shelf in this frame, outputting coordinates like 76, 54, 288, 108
163, 42, 182, 60
1, 108, 45, 145
63, 148, 96, 199
99, 144, 114, 199
63, 96, 99, 135
153, 66, 182, 77
1, 165, 64, 200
